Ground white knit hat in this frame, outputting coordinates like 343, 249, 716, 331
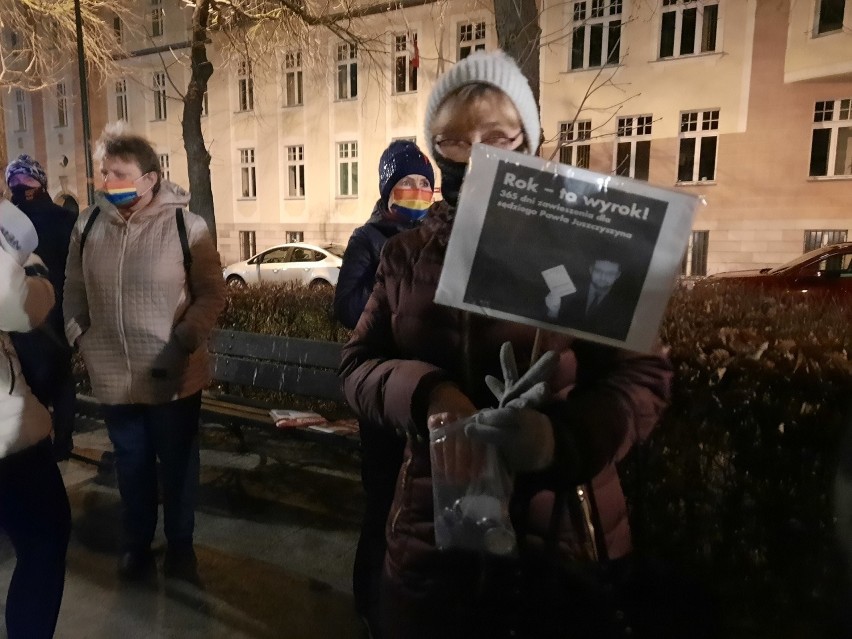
424, 50, 541, 158
0, 200, 37, 265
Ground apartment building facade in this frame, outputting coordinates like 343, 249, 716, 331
2, 0, 851, 271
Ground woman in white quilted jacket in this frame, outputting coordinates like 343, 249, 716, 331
63, 126, 226, 583
0, 201, 71, 638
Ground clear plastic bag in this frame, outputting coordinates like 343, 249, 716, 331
429, 418, 517, 556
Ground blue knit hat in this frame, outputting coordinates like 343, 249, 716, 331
5, 154, 48, 189
378, 141, 435, 206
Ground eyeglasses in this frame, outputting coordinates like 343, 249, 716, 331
434, 130, 524, 155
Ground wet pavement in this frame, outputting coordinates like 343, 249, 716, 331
0, 416, 365, 639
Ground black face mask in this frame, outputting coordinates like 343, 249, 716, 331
9, 184, 43, 204
434, 154, 468, 210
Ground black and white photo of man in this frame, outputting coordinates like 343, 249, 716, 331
546, 257, 633, 339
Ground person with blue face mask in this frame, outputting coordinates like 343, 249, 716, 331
333, 139, 434, 637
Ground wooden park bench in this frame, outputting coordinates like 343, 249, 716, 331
202, 329, 359, 450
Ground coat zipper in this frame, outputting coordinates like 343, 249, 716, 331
116, 222, 134, 402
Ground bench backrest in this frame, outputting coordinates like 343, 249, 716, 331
209, 329, 344, 402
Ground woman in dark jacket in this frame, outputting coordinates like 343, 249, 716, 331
339, 51, 672, 639
333, 140, 434, 636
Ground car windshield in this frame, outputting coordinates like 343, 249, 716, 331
766, 245, 843, 274
323, 244, 346, 258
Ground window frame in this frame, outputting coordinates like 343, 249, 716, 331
113, 15, 123, 44
803, 229, 848, 252
286, 144, 306, 199
158, 153, 170, 182
659, 0, 719, 59
809, 98, 852, 178
239, 148, 257, 199
14, 89, 27, 132
336, 43, 358, 101
681, 230, 709, 276
458, 21, 487, 60
237, 59, 254, 112
152, 71, 167, 121
56, 82, 68, 128
336, 141, 359, 197
558, 119, 592, 168
286, 230, 305, 243
115, 79, 128, 121
151, 0, 164, 38
570, 0, 623, 71
239, 230, 257, 261
677, 108, 719, 183
283, 51, 304, 107
814, 0, 847, 35
613, 114, 653, 180
393, 32, 418, 94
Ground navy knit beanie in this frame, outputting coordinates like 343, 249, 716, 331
5, 154, 48, 189
378, 141, 435, 206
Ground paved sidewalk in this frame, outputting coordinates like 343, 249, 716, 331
0, 419, 365, 639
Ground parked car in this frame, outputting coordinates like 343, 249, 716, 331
223, 242, 345, 288
702, 242, 852, 295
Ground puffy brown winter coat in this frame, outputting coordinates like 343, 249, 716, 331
340, 201, 672, 637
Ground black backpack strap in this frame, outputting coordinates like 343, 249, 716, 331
175, 207, 193, 299
79, 206, 101, 260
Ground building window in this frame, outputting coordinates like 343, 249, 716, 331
660, 0, 718, 58
815, 0, 847, 35
14, 89, 26, 131
681, 230, 709, 276
113, 16, 123, 44
201, 90, 209, 117
810, 98, 852, 177
153, 72, 167, 120
286, 231, 304, 243
237, 59, 254, 112
239, 231, 257, 260
159, 154, 170, 181
283, 51, 303, 107
677, 109, 719, 182
240, 148, 257, 198
614, 115, 652, 180
337, 43, 358, 100
394, 33, 419, 94
458, 21, 486, 59
115, 79, 128, 121
558, 120, 592, 168
151, 0, 164, 38
56, 82, 68, 128
337, 141, 359, 196
286, 145, 305, 198
571, 0, 623, 70
804, 229, 848, 252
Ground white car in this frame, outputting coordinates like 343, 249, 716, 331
223, 242, 345, 288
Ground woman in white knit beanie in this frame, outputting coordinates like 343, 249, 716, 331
340, 49, 672, 639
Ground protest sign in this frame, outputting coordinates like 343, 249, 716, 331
434, 145, 700, 353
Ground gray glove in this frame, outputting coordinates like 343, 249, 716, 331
463, 341, 558, 472
464, 406, 554, 473
485, 341, 558, 409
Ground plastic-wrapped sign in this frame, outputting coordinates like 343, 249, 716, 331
435, 145, 700, 353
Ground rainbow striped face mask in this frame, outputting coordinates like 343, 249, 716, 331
388, 186, 433, 222
102, 175, 153, 209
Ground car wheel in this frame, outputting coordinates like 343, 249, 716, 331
310, 279, 333, 291
227, 275, 247, 288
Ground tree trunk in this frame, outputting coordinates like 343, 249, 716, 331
493, 0, 542, 109
182, 0, 216, 244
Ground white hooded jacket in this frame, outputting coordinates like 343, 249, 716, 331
0, 250, 54, 458
63, 181, 226, 406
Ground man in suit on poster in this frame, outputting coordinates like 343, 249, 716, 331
546, 257, 632, 340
